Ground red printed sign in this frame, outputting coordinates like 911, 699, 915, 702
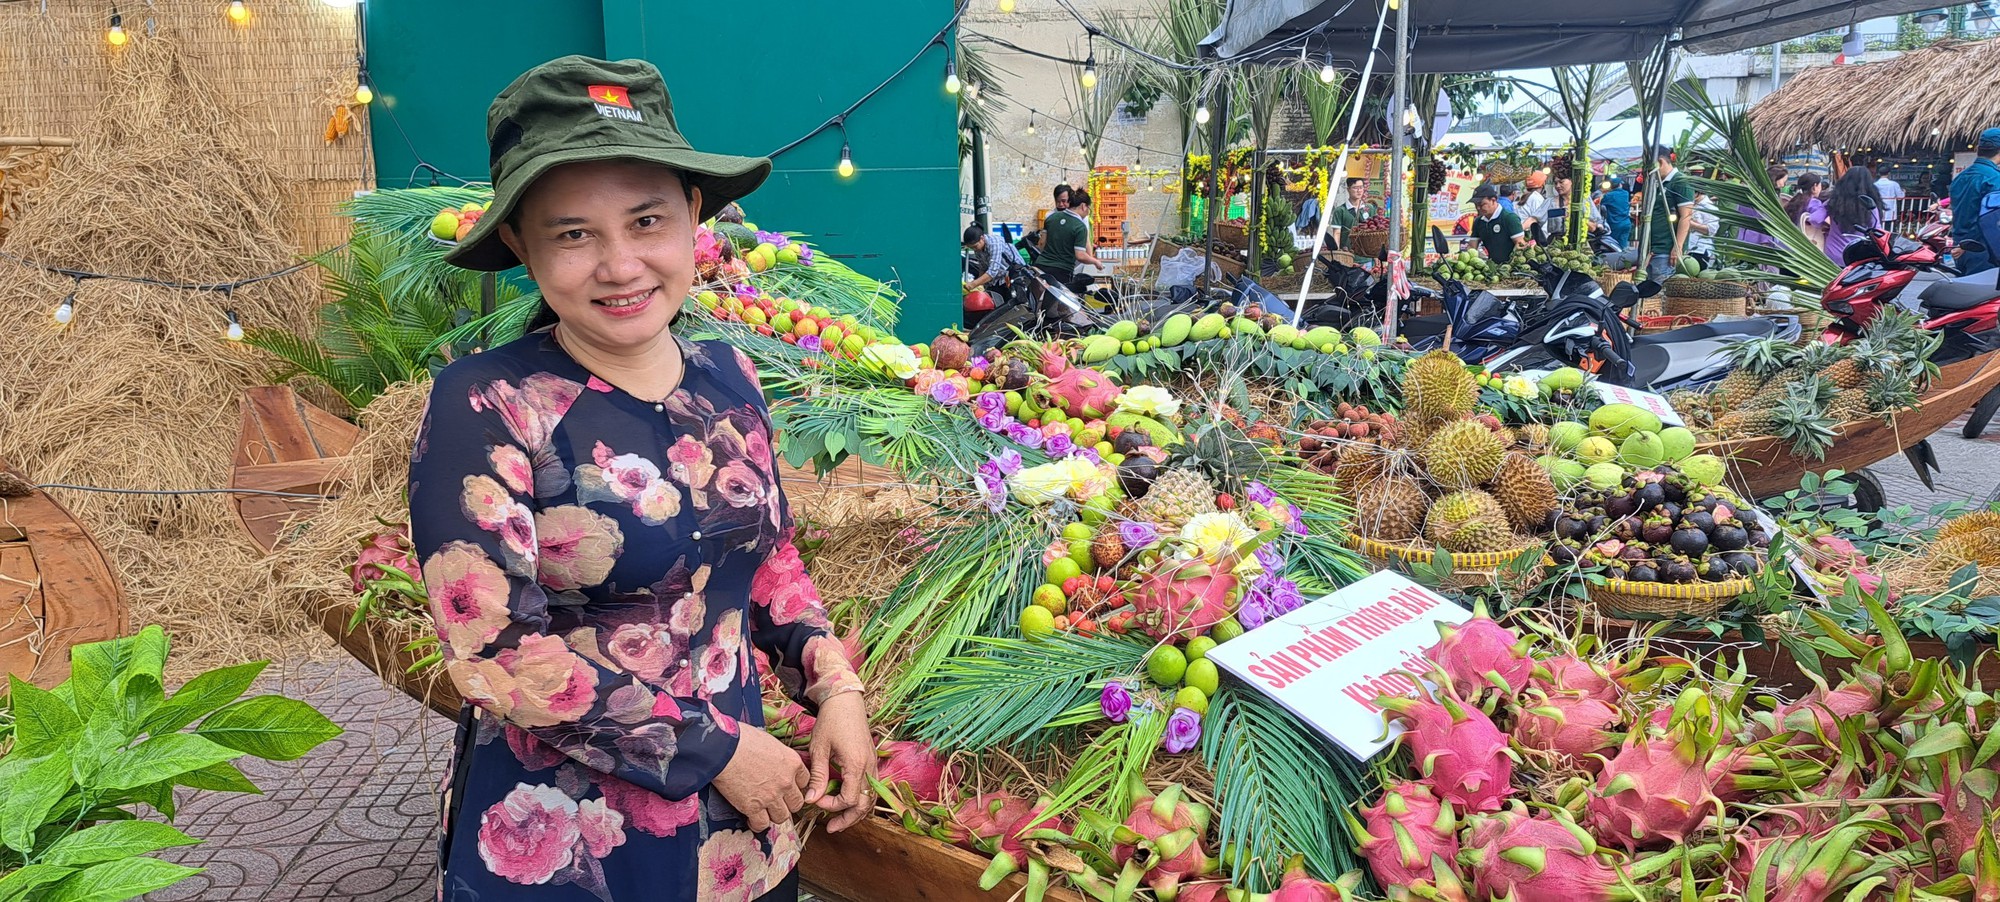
1206, 572, 1470, 760
1590, 382, 1684, 427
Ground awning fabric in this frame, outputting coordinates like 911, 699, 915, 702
1201, 0, 1953, 69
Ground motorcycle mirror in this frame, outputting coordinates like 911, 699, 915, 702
1431, 226, 1449, 258
1635, 280, 1663, 298
1964, 239, 1989, 255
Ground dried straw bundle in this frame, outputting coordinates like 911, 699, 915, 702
0, 37, 327, 674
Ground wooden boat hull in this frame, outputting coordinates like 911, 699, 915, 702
1697, 352, 2000, 499
231, 386, 362, 554
0, 459, 126, 686
800, 814, 1088, 902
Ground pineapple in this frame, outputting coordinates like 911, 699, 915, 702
1716, 337, 1803, 409
1804, 342, 1865, 389
1826, 388, 1870, 425
1130, 468, 1217, 528
1767, 381, 1838, 460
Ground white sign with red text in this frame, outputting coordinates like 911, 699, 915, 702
1205, 572, 1470, 760
1588, 382, 1684, 427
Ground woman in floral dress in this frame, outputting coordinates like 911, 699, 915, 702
408, 56, 875, 902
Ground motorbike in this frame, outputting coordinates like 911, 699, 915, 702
967, 263, 1107, 352
1819, 228, 2000, 436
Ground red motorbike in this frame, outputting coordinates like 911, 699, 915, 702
1819, 225, 2000, 436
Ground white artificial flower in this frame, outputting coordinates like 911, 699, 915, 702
1116, 385, 1181, 418
1008, 461, 1073, 505
1503, 376, 1538, 400
862, 343, 921, 380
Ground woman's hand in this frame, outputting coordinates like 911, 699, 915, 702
713, 726, 809, 832
805, 692, 877, 832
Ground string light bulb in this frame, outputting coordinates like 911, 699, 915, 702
837, 141, 854, 178
106, 10, 128, 46
1080, 55, 1097, 90
945, 56, 960, 95
224, 310, 244, 341
1020, 158, 1028, 174
354, 80, 373, 105
999, 0, 1015, 10
226, 1, 249, 24
1195, 104, 1211, 125
1026, 113, 1035, 137
1319, 55, 1337, 83
53, 291, 76, 327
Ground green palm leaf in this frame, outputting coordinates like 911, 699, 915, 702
902, 632, 1153, 752
1202, 687, 1376, 892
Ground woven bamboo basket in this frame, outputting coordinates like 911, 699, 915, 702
1662, 294, 1749, 318
1585, 575, 1754, 620
1347, 229, 1389, 259
1594, 269, 1635, 296
1349, 534, 1540, 590
1482, 161, 1527, 184
1213, 220, 1249, 248
1662, 276, 1750, 300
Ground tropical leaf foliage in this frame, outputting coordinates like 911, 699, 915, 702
1202, 686, 1373, 892
1674, 80, 1843, 297
902, 632, 1153, 753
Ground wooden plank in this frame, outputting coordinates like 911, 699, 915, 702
0, 543, 43, 685
301, 401, 365, 458
799, 814, 1088, 902
0, 459, 125, 687
232, 458, 353, 494
241, 386, 322, 465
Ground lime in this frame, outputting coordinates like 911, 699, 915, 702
1184, 636, 1218, 661
1107, 452, 1126, 466
1062, 523, 1096, 543
1174, 686, 1210, 716
1005, 391, 1024, 414
1146, 646, 1189, 688
1045, 557, 1083, 587
1184, 658, 1221, 696
1032, 584, 1068, 615
1068, 540, 1096, 573
1020, 605, 1056, 639
1209, 618, 1245, 643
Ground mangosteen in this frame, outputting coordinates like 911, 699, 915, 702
1605, 494, 1639, 520
1619, 544, 1652, 563
1628, 563, 1660, 582
1719, 551, 1758, 576
1113, 430, 1150, 456
1749, 530, 1772, 549
1587, 515, 1609, 534
1219, 302, 1240, 317
1711, 524, 1750, 552
1549, 542, 1579, 565
1669, 527, 1711, 557
1118, 459, 1160, 497
1682, 510, 1717, 534
1661, 480, 1688, 504
1635, 482, 1667, 512
1554, 516, 1589, 542
1642, 518, 1674, 545
1701, 558, 1732, 582
1662, 558, 1698, 584
1613, 517, 1643, 541
1659, 501, 1683, 522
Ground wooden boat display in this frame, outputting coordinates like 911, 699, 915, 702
1697, 352, 2000, 499
800, 814, 1088, 902
230, 385, 362, 555
0, 458, 126, 686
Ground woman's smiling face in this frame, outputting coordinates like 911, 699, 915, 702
499, 158, 703, 351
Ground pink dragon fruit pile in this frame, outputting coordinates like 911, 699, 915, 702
1354, 596, 1998, 902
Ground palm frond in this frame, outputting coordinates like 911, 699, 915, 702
1202, 687, 1376, 892
902, 632, 1154, 752
1672, 80, 1842, 296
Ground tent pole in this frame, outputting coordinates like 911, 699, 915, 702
1290, 0, 1393, 326
1632, 40, 1673, 275
1201, 82, 1230, 294
1384, 0, 1411, 338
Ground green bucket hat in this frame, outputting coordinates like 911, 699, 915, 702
445, 55, 772, 272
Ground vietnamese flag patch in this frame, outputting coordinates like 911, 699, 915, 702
588, 85, 632, 108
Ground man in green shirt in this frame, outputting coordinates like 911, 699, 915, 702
1645, 146, 1695, 280
1466, 183, 1525, 264
1036, 190, 1100, 293
1327, 178, 1379, 251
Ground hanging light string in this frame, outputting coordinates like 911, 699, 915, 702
0, 248, 337, 338
766, 0, 972, 163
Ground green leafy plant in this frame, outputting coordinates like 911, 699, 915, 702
0, 625, 340, 900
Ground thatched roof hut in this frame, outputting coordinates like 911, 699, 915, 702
1748, 39, 2000, 154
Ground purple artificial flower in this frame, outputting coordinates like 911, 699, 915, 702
1044, 432, 1077, 458
1269, 577, 1305, 614
1246, 481, 1278, 507
732, 284, 761, 302
1255, 543, 1285, 574
1076, 447, 1103, 465
1117, 520, 1159, 549
1237, 591, 1272, 631
1162, 707, 1203, 754
931, 380, 967, 406
1100, 683, 1133, 723
976, 468, 1008, 515
992, 449, 1023, 476
976, 407, 1010, 432
975, 391, 1007, 414
797, 245, 815, 265
798, 334, 824, 353
1287, 503, 1308, 536
1007, 424, 1044, 450
755, 230, 789, 248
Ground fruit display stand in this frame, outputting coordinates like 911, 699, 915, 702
231, 385, 364, 555
0, 458, 126, 686
1348, 534, 1540, 591
799, 816, 1089, 902
1699, 351, 2000, 499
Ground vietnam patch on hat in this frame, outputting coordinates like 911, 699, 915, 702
588, 84, 642, 121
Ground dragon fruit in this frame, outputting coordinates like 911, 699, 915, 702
1267, 857, 1340, 902
1034, 365, 1124, 419
1425, 600, 1534, 697
1132, 558, 1241, 640
1531, 655, 1628, 703
1038, 342, 1071, 378
1459, 809, 1623, 902
1724, 823, 1885, 902
952, 792, 1034, 853
1513, 692, 1623, 765
978, 796, 1069, 891
349, 524, 414, 593
1928, 759, 1998, 871
1762, 675, 1882, 743
1351, 782, 1459, 887
1110, 780, 1216, 901
1380, 692, 1516, 813
876, 740, 960, 805
1585, 735, 1728, 849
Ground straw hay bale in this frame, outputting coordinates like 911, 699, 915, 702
1748, 39, 2000, 153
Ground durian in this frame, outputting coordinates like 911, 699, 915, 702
1489, 452, 1559, 533
1401, 351, 1479, 426
1420, 420, 1507, 491
1354, 473, 1430, 541
1424, 490, 1512, 552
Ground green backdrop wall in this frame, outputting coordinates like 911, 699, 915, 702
365, 1, 961, 339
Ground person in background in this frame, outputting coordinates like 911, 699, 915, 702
1036, 184, 1071, 256
1784, 172, 1826, 231
1327, 177, 1379, 251
962, 224, 1023, 313
1497, 183, 1518, 216
1599, 177, 1632, 250
1466, 183, 1526, 264
1875, 169, 1904, 229
1037, 190, 1101, 295
1950, 127, 2000, 275
1645, 146, 1695, 281
1735, 164, 1788, 254
1810, 166, 1884, 264
1520, 172, 1551, 244
1685, 189, 1720, 269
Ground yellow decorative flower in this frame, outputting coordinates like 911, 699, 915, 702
861, 343, 920, 380
1008, 461, 1072, 505
1503, 376, 1538, 400
1177, 512, 1265, 580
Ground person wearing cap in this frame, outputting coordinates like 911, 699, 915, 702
1520, 172, 1551, 244
1466, 183, 1526, 264
409, 56, 873, 902
1949, 127, 2000, 275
